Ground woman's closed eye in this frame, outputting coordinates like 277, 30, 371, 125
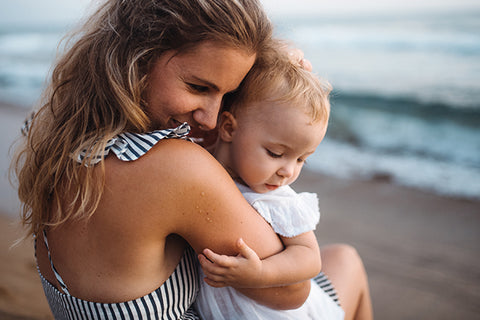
188, 83, 209, 93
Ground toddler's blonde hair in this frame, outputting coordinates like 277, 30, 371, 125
225, 43, 332, 124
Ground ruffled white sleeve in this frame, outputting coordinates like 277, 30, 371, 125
236, 183, 320, 237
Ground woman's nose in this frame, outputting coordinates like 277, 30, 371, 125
193, 98, 222, 130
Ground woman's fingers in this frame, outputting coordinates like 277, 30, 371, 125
286, 47, 313, 71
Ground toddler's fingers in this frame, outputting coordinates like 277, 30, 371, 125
202, 272, 229, 284
199, 257, 226, 276
203, 248, 233, 266
300, 58, 313, 71
236, 238, 257, 260
286, 48, 313, 71
197, 253, 212, 269
203, 277, 227, 288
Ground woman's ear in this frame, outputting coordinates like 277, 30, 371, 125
218, 111, 237, 142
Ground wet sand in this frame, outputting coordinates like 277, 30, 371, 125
1, 102, 479, 319
294, 171, 480, 319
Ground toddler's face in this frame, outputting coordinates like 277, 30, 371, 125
228, 102, 327, 193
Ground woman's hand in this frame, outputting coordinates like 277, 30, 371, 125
285, 47, 313, 71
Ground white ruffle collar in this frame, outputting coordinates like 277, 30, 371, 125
236, 183, 320, 238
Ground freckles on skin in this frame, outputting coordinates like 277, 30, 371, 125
196, 190, 218, 223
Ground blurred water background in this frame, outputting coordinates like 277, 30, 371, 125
0, 0, 479, 199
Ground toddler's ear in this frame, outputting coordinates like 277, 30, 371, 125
218, 111, 237, 142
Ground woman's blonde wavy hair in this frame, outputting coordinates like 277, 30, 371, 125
11, 0, 273, 237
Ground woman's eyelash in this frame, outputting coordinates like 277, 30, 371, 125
188, 83, 208, 93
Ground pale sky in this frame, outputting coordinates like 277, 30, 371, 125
0, 0, 91, 26
262, 0, 480, 16
0, 0, 479, 26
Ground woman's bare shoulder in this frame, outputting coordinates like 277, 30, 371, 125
105, 139, 221, 185
135, 139, 230, 190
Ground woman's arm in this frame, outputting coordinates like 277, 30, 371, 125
142, 139, 310, 309
198, 231, 321, 288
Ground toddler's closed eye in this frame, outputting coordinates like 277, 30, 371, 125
266, 149, 282, 158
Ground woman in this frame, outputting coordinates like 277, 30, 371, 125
13, 0, 372, 319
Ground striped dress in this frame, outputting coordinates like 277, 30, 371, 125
38, 241, 200, 320
36, 123, 201, 319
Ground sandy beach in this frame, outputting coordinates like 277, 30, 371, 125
0, 102, 479, 319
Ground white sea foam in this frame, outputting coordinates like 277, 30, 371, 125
310, 139, 480, 199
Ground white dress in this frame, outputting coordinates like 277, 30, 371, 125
195, 183, 345, 319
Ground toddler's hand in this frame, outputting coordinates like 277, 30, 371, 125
198, 238, 264, 288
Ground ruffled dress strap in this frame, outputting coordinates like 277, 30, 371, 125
76, 122, 191, 166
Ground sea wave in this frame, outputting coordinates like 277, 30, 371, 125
278, 11, 480, 110
331, 92, 480, 126
279, 11, 480, 56
327, 92, 480, 168
309, 139, 480, 200
320, 89, 480, 200
289, 24, 480, 56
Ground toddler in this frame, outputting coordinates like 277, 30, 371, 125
194, 47, 345, 319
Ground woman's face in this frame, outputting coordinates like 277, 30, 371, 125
145, 41, 256, 133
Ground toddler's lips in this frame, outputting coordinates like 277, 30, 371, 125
265, 184, 279, 191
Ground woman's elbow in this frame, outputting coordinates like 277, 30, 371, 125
271, 280, 311, 310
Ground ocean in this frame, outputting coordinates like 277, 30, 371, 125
0, 5, 479, 200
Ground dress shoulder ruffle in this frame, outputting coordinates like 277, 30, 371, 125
76, 122, 191, 166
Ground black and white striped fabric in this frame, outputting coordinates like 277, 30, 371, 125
314, 272, 341, 307
76, 123, 191, 166
38, 242, 200, 320
42, 231, 71, 296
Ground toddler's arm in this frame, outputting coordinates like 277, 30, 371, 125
199, 230, 321, 288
